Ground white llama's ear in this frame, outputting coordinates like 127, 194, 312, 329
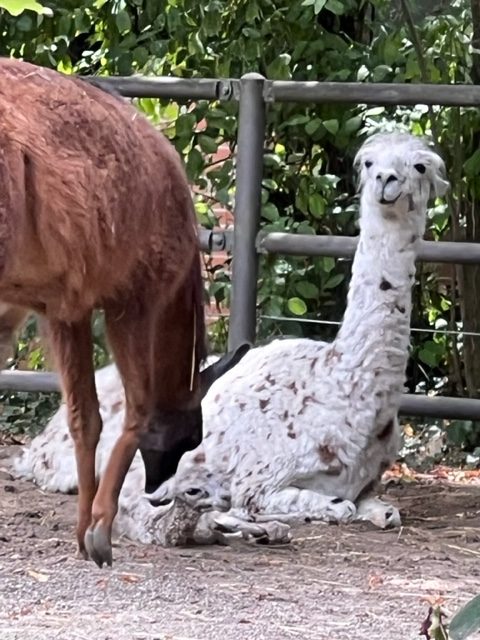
353, 147, 367, 191
426, 151, 450, 198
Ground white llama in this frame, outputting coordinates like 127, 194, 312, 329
14, 132, 449, 545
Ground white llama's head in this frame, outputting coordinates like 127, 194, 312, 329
354, 132, 449, 227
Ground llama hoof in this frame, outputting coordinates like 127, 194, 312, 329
325, 498, 356, 524
84, 525, 113, 568
251, 521, 292, 545
76, 545, 89, 561
212, 514, 291, 545
355, 497, 401, 529
384, 506, 401, 529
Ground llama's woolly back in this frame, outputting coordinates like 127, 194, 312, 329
0, 58, 199, 319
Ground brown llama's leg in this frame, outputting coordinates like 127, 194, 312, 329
47, 317, 102, 560
86, 299, 154, 567
89, 280, 200, 567
0, 303, 28, 367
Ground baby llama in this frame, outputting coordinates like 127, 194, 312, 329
15, 131, 449, 544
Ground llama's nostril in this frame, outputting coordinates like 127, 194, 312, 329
376, 173, 398, 184
185, 487, 204, 497
149, 497, 173, 508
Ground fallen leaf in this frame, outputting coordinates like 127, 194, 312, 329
367, 573, 384, 589
27, 569, 49, 583
423, 595, 446, 607
118, 573, 141, 583
96, 578, 109, 589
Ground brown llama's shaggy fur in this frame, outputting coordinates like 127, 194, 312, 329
0, 58, 208, 567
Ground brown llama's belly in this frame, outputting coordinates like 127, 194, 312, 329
0, 245, 197, 323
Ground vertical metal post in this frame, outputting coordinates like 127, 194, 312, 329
228, 73, 266, 350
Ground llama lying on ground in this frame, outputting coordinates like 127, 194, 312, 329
15, 131, 449, 545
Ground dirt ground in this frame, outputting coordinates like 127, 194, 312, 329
1, 444, 480, 640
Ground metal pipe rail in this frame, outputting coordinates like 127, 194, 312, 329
90, 76, 233, 101
270, 81, 480, 107
0, 370, 60, 394
200, 228, 480, 265
259, 233, 480, 264
1, 369, 480, 421
91, 75, 480, 107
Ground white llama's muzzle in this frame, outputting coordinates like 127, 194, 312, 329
374, 170, 403, 204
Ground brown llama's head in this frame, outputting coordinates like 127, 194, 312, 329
139, 342, 251, 494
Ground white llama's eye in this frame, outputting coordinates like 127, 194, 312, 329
364, 160, 372, 168
414, 163, 426, 174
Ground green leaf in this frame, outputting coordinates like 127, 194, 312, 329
305, 118, 323, 135
450, 595, 480, 640
188, 32, 204, 56
322, 256, 336, 273
116, 10, 131, 34
314, 0, 327, 13
185, 148, 204, 182
418, 347, 438, 367
324, 273, 344, 290
267, 54, 292, 80
133, 46, 149, 67
262, 202, 279, 222
57, 13, 71, 35
203, 10, 221, 35
383, 38, 400, 65
296, 281, 319, 299
301, 0, 315, 5
309, 193, 325, 218
464, 150, 480, 177
287, 297, 308, 316
323, 119, 339, 135
447, 421, 473, 446
284, 114, 310, 127
116, 52, 133, 76
0, 0, 51, 15
15, 12, 32, 30
325, 0, 344, 14
343, 115, 362, 134
245, 0, 259, 21
175, 113, 196, 138
198, 134, 218, 154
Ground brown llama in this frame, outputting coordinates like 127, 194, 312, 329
0, 58, 247, 567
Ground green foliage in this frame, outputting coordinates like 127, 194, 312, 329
422, 595, 480, 640
0, 390, 60, 438
449, 594, 480, 640
0, 0, 49, 16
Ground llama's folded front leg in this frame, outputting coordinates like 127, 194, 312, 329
193, 510, 291, 545
244, 487, 356, 524
355, 495, 401, 529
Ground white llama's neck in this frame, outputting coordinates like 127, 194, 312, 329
334, 199, 423, 387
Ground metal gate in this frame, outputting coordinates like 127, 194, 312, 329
3, 73, 480, 421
